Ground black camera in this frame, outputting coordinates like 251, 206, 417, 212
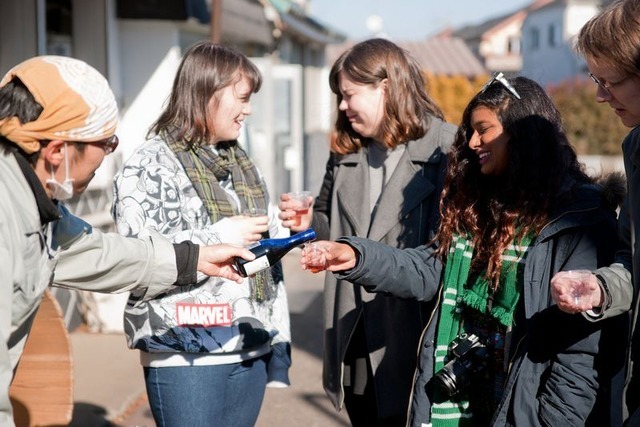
433, 333, 489, 398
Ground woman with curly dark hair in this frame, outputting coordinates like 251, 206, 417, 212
434, 74, 593, 286
302, 74, 626, 426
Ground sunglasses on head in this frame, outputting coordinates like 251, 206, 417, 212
480, 72, 521, 100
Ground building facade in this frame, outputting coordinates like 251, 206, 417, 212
520, 0, 604, 86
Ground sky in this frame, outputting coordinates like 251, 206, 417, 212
308, 0, 533, 40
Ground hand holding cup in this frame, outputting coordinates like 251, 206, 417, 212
550, 269, 603, 313
303, 242, 327, 274
243, 207, 267, 217
278, 191, 313, 231
225, 210, 269, 245
300, 240, 358, 273
243, 207, 270, 240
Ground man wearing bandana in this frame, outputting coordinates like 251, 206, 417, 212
0, 55, 255, 426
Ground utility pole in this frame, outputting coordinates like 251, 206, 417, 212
211, 0, 222, 43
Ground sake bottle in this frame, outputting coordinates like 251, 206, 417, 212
235, 228, 316, 277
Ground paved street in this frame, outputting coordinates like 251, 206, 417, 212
68, 249, 350, 427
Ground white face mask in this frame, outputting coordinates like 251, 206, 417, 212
46, 142, 75, 201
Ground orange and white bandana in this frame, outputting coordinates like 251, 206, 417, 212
0, 56, 118, 154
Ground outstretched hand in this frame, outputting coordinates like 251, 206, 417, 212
197, 244, 255, 283
300, 240, 357, 273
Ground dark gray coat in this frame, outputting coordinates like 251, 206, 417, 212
594, 125, 640, 425
338, 183, 626, 426
312, 117, 456, 418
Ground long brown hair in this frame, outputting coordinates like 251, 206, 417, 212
328, 38, 444, 155
148, 41, 262, 146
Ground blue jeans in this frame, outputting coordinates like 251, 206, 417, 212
144, 356, 268, 427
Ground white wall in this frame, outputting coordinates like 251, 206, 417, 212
248, 59, 307, 197
87, 20, 182, 191
116, 20, 182, 163
303, 66, 332, 193
521, 1, 599, 86
304, 66, 332, 133
481, 18, 524, 72
522, 4, 567, 85
481, 20, 520, 56
565, 3, 600, 35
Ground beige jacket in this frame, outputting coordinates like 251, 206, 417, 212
0, 148, 178, 426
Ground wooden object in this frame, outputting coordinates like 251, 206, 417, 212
9, 289, 73, 427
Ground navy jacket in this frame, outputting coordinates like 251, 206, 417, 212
337, 183, 626, 426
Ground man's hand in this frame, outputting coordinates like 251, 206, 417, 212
197, 244, 255, 283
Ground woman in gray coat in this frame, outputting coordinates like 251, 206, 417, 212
302, 76, 627, 426
279, 38, 455, 426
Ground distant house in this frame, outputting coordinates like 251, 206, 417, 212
520, 0, 610, 86
398, 38, 486, 78
326, 37, 486, 78
452, 0, 552, 74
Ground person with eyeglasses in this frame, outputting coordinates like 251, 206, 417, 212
547, 1, 640, 425
0, 55, 256, 427
298, 75, 626, 426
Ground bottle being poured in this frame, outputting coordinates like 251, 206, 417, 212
234, 228, 316, 277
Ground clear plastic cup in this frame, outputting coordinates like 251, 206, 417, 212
287, 191, 312, 226
304, 242, 327, 273
565, 270, 592, 305
242, 207, 267, 217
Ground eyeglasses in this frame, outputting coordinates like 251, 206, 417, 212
588, 72, 632, 94
480, 72, 521, 100
91, 134, 119, 154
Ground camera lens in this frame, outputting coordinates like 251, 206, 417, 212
434, 355, 479, 398
434, 364, 459, 397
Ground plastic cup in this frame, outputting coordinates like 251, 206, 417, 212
243, 207, 267, 217
242, 208, 269, 240
565, 270, 592, 305
287, 191, 312, 226
304, 242, 327, 273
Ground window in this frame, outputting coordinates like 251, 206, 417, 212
548, 23, 557, 47
508, 36, 521, 55
46, 0, 73, 56
530, 27, 540, 51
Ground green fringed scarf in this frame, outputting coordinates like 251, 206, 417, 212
431, 232, 534, 426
